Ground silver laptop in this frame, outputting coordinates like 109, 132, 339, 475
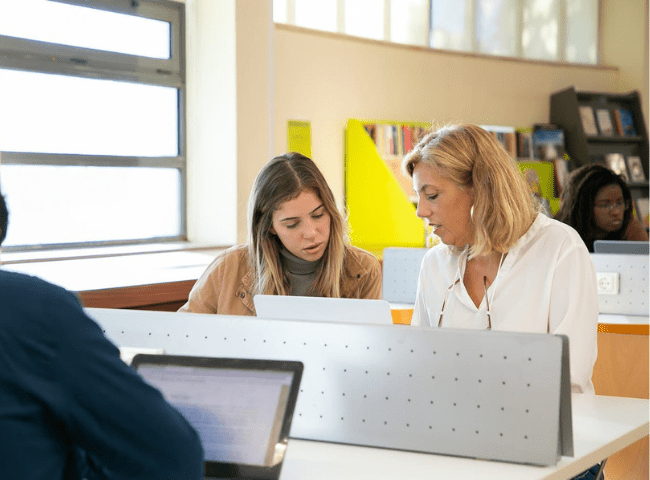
254, 294, 394, 325
132, 354, 303, 480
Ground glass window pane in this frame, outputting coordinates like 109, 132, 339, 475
0, 165, 181, 247
476, 0, 517, 56
522, 0, 559, 61
0, 69, 178, 157
565, 0, 597, 64
390, 0, 429, 46
344, 0, 384, 40
273, 0, 288, 23
431, 0, 470, 51
0, 0, 170, 59
295, 0, 337, 32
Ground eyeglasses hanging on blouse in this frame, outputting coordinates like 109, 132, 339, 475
437, 277, 492, 329
437, 253, 505, 330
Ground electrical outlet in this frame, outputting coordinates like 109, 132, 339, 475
596, 272, 619, 295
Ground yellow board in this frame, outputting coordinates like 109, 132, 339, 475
548, 197, 561, 215
518, 161, 554, 199
345, 119, 428, 256
517, 160, 560, 215
288, 120, 311, 158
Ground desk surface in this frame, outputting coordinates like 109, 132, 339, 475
2, 249, 224, 309
280, 394, 648, 480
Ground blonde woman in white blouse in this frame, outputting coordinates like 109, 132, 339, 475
403, 124, 598, 395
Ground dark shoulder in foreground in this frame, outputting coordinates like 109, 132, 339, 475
0, 269, 80, 309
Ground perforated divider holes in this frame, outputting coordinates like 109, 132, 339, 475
87, 308, 566, 466
592, 253, 648, 316
382, 248, 429, 304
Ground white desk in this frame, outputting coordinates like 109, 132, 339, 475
598, 314, 649, 325
281, 394, 648, 480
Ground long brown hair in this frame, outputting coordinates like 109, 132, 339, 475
403, 124, 539, 258
247, 152, 347, 296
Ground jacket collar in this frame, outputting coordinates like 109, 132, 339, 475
343, 245, 369, 280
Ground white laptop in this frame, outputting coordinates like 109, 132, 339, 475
253, 294, 394, 325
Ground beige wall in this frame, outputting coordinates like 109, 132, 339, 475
600, 0, 649, 128
183, 0, 648, 244
185, 0, 274, 245
185, 0, 238, 245
272, 26, 624, 214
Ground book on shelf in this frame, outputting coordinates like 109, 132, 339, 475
604, 153, 629, 182
595, 109, 614, 136
386, 124, 396, 155
612, 109, 624, 136
363, 122, 429, 200
552, 158, 571, 198
578, 105, 599, 136
366, 123, 428, 158
617, 107, 637, 136
403, 125, 413, 154
364, 123, 376, 141
626, 155, 646, 182
515, 127, 534, 160
635, 197, 649, 228
532, 127, 565, 161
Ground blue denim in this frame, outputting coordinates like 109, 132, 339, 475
571, 464, 603, 480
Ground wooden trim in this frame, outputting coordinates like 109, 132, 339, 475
78, 280, 196, 309
598, 323, 649, 335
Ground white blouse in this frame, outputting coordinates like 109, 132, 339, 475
411, 213, 598, 393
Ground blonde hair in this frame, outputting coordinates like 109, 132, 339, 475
403, 124, 539, 258
247, 152, 347, 297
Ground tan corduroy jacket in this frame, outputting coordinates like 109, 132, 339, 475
178, 244, 382, 316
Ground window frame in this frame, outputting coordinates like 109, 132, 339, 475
0, 0, 187, 252
275, 0, 599, 65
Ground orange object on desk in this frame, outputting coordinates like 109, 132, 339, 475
391, 308, 413, 325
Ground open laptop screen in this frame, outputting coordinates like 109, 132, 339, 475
132, 355, 303, 479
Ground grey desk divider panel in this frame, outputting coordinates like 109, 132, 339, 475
594, 240, 649, 255
382, 247, 429, 303
591, 253, 649, 316
86, 308, 572, 467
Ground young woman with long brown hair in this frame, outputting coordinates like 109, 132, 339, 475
179, 152, 381, 315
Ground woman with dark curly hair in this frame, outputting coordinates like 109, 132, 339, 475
554, 163, 648, 252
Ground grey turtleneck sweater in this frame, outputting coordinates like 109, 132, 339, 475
279, 247, 321, 296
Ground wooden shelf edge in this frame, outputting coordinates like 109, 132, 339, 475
78, 279, 196, 309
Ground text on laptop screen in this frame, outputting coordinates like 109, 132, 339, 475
137, 365, 294, 467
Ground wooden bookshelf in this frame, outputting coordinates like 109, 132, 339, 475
550, 87, 649, 226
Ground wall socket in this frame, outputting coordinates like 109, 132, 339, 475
596, 272, 619, 295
